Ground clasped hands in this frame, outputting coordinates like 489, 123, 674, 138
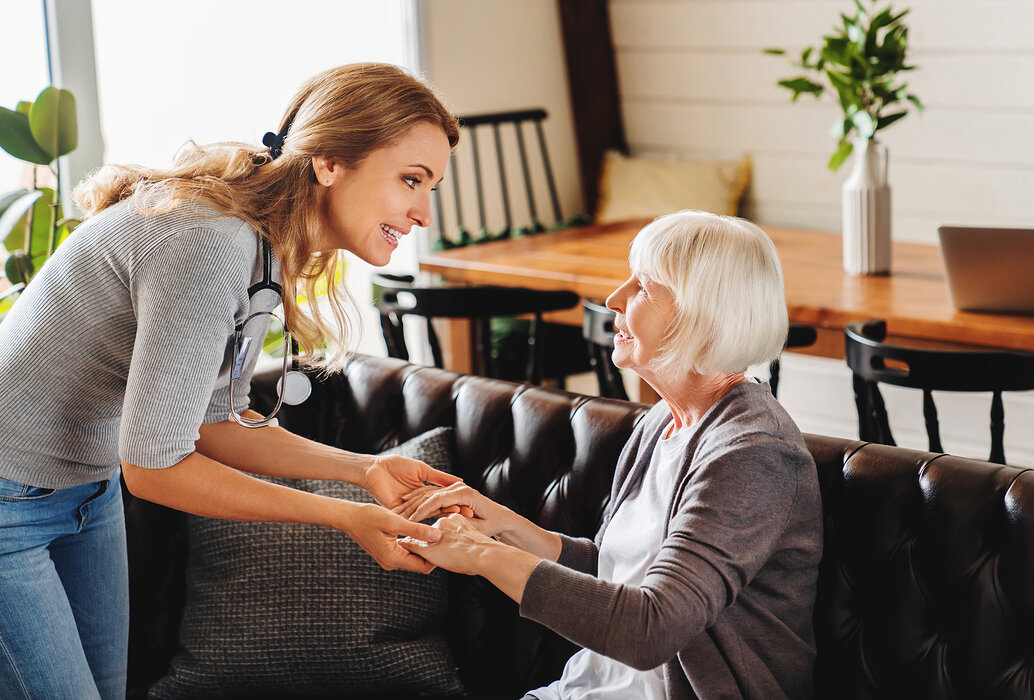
357, 455, 523, 579
394, 481, 511, 575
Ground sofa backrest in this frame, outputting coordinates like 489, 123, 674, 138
126, 355, 1034, 699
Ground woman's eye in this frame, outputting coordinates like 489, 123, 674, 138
404, 176, 419, 189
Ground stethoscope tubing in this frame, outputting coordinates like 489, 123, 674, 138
226, 238, 310, 428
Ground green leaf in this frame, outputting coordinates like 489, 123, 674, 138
821, 38, 851, 66
0, 282, 24, 315
28, 188, 57, 258
907, 94, 924, 113
0, 189, 31, 220
3, 251, 34, 285
15, 102, 31, 116
29, 87, 78, 160
876, 110, 908, 131
828, 140, 854, 172
777, 77, 825, 100
0, 190, 44, 250
0, 106, 53, 165
871, 8, 894, 31
762, 48, 786, 55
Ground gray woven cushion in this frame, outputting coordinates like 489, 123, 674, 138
149, 427, 464, 699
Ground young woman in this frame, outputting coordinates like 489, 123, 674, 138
398, 211, 824, 700
0, 63, 460, 699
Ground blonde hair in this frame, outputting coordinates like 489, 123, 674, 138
628, 210, 789, 375
74, 63, 460, 371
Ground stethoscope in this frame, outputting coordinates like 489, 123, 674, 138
227, 238, 312, 428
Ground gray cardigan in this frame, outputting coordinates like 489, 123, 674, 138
521, 381, 823, 699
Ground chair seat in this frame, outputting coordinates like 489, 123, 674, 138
371, 273, 584, 385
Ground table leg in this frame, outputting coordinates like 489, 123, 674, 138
434, 318, 474, 374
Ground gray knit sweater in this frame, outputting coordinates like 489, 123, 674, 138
521, 382, 823, 699
0, 199, 279, 489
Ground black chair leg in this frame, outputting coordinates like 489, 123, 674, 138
989, 391, 1006, 464
922, 389, 943, 453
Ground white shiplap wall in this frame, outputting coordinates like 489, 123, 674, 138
609, 0, 1034, 465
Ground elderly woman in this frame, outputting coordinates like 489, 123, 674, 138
398, 210, 823, 700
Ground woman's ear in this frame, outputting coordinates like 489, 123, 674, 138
311, 155, 338, 187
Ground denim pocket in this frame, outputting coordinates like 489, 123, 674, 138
0, 477, 56, 502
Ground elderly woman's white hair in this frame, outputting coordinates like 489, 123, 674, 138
628, 210, 789, 376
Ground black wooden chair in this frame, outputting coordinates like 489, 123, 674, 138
582, 299, 629, 400
769, 323, 818, 397
371, 273, 581, 385
845, 319, 1034, 464
432, 108, 588, 249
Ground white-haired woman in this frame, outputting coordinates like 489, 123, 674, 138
398, 210, 823, 699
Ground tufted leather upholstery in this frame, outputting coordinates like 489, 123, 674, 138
124, 354, 1034, 699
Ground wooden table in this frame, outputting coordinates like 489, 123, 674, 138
419, 219, 1034, 374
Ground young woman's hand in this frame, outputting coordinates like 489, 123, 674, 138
361, 454, 461, 509
394, 482, 512, 537
343, 501, 445, 574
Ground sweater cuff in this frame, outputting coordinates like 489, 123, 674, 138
519, 559, 611, 643
555, 533, 598, 575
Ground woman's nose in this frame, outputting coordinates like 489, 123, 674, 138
606, 279, 631, 313
410, 195, 432, 228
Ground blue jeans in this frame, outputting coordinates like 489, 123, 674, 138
0, 471, 128, 700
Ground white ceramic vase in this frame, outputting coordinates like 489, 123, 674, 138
841, 137, 891, 275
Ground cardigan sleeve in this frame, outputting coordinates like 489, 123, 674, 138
519, 436, 803, 671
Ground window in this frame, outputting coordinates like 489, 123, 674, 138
89, 0, 417, 356
0, 2, 49, 194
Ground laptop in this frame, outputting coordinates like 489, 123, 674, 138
938, 225, 1034, 314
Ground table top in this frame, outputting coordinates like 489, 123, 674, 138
419, 219, 1034, 354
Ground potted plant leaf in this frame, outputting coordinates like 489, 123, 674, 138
765, 0, 923, 275
0, 86, 81, 315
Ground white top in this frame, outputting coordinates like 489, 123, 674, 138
533, 418, 694, 699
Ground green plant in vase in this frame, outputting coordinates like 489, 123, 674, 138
764, 0, 923, 275
765, 0, 923, 171
0, 86, 81, 314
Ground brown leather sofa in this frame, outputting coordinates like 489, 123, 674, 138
125, 354, 1034, 699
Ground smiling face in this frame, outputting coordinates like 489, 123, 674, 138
312, 121, 452, 264
605, 273, 677, 379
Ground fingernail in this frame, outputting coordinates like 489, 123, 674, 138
425, 528, 442, 542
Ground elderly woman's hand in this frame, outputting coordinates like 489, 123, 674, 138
398, 513, 496, 576
400, 513, 545, 604
394, 482, 511, 537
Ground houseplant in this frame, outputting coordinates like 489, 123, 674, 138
766, 0, 922, 275
0, 86, 81, 314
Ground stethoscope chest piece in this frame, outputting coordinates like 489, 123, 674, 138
278, 370, 312, 406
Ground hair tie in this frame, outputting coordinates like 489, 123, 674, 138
262, 126, 289, 160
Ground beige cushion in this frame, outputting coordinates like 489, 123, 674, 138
594, 151, 752, 223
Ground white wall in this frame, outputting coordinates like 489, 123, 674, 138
418, 0, 585, 241
610, 0, 1034, 242
608, 0, 1034, 464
